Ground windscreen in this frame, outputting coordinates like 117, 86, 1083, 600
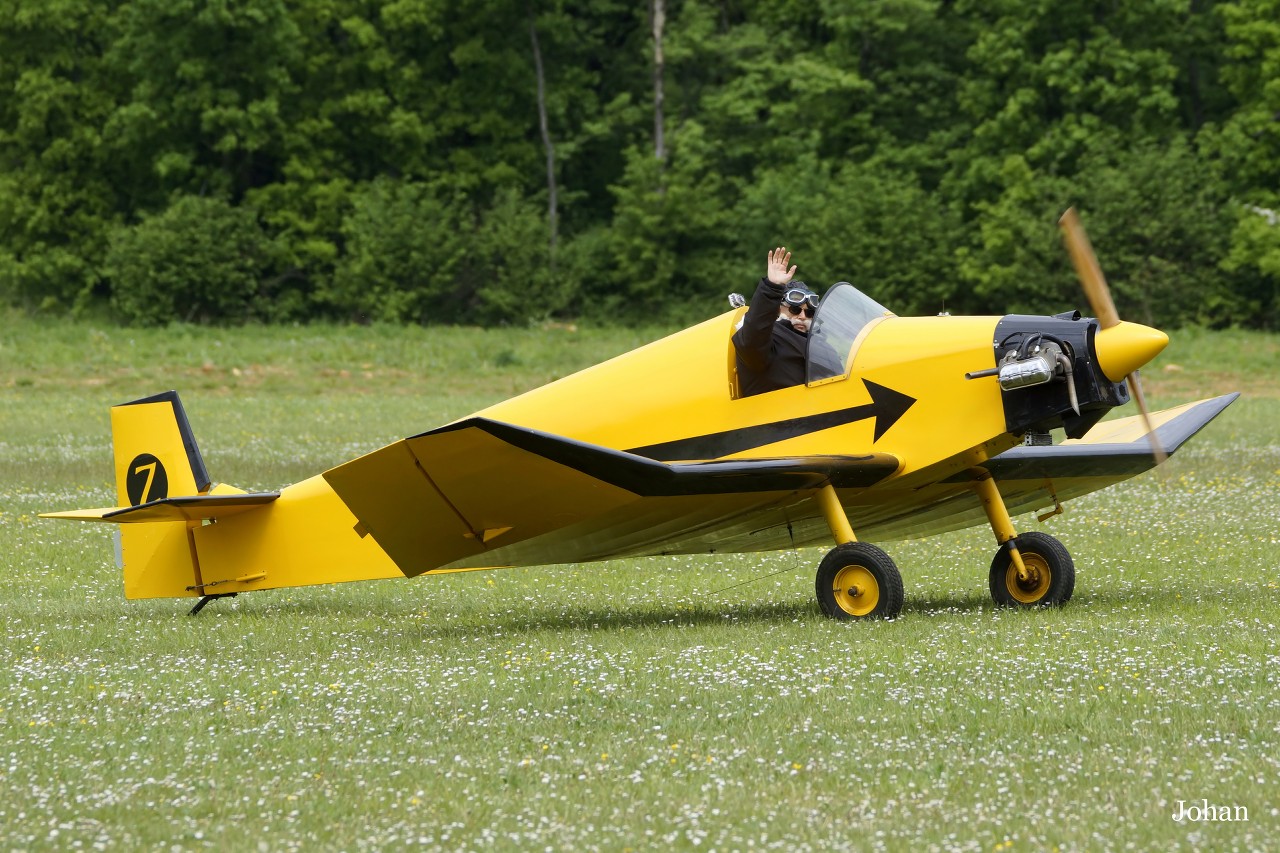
806, 283, 894, 384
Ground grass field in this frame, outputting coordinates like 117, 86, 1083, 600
1, 316, 1277, 851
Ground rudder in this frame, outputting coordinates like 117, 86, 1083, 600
111, 390, 211, 507
112, 391, 210, 599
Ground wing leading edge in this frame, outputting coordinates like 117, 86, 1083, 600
322, 418, 901, 577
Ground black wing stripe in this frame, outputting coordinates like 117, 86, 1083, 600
421, 419, 899, 495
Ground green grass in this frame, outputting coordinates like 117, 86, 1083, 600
2, 316, 1278, 850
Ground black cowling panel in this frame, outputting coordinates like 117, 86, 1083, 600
993, 314, 1129, 439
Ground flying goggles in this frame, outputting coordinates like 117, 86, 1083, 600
783, 288, 818, 317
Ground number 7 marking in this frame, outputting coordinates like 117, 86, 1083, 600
133, 461, 157, 504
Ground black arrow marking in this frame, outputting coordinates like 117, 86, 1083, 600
627, 379, 916, 462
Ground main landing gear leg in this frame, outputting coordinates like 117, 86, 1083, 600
813, 484, 903, 620
969, 468, 1075, 608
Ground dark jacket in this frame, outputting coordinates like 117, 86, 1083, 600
732, 278, 810, 397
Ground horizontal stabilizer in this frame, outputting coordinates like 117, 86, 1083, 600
40, 492, 279, 524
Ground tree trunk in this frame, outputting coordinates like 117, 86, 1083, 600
652, 0, 666, 163
529, 8, 557, 253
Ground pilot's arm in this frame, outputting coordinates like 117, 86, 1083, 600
732, 247, 796, 372
732, 277, 786, 372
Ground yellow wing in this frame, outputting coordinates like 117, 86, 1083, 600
323, 394, 1234, 576
322, 418, 901, 576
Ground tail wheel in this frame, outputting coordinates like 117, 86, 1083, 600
989, 531, 1075, 607
816, 543, 904, 621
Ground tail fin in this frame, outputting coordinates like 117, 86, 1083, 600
112, 392, 211, 599
110, 391, 212, 507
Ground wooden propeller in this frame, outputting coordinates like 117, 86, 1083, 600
1059, 207, 1166, 465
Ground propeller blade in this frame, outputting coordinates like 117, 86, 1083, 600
1059, 207, 1120, 329
1126, 373, 1168, 466
1060, 207, 1167, 467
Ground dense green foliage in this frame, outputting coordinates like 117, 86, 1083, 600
104, 195, 284, 324
2, 0, 1278, 327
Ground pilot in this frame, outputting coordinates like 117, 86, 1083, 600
733, 246, 832, 397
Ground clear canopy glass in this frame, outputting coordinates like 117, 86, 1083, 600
806, 282, 894, 384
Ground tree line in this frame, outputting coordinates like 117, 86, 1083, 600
1, 0, 1277, 328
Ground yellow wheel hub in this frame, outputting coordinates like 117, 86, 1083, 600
1006, 553, 1052, 604
832, 565, 880, 617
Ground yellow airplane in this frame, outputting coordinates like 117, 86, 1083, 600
43, 211, 1237, 618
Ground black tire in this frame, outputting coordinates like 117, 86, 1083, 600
815, 543, 904, 621
988, 531, 1075, 608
